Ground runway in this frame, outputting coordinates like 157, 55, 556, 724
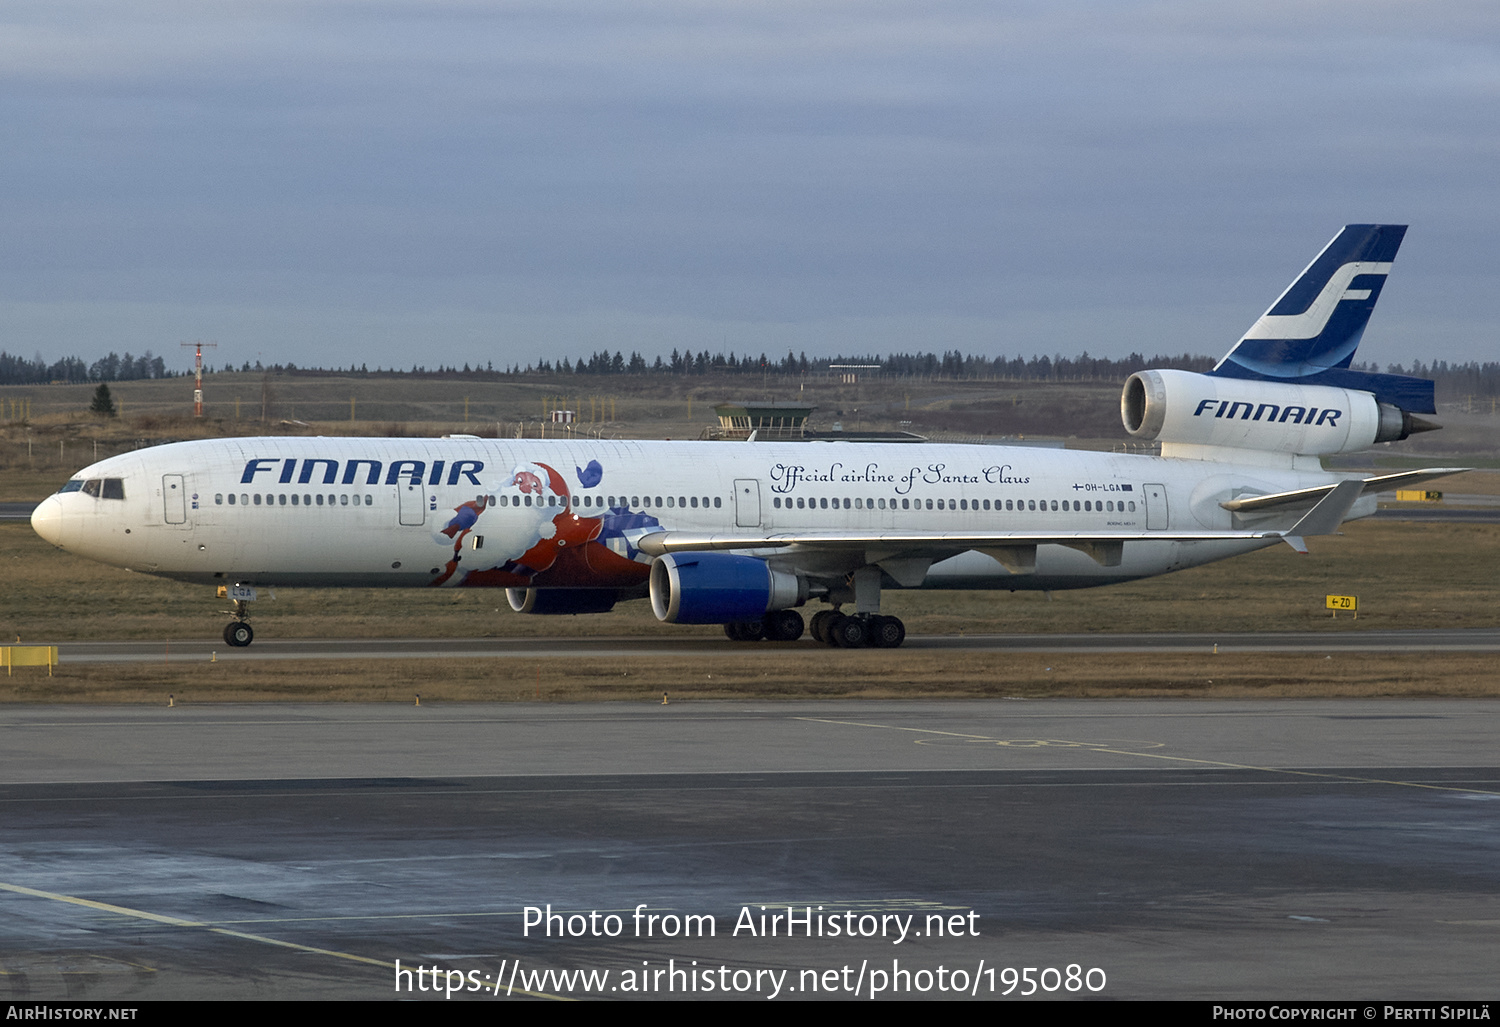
47, 627, 1500, 663
2, 700, 1497, 1000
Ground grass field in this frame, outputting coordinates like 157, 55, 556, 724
3, 371, 1496, 702
4, 518, 1499, 645
5, 370, 1497, 501
6, 651, 1497, 705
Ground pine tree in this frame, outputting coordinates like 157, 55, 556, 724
90, 383, 117, 418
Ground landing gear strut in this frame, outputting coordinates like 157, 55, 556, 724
810, 564, 907, 647
219, 586, 256, 647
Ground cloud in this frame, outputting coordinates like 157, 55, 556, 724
3, 1, 1498, 368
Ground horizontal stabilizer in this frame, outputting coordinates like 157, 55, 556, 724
1221, 468, 1469, 513
1276, 479, 1364, 553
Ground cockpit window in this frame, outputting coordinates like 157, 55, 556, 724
62, 477, 125, 499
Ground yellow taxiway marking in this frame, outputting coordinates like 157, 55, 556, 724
795, 717, 1500, 797
0, 881, 568, 1000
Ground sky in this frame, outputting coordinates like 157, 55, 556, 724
3, 0, 1498, 373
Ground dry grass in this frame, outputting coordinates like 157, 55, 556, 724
4, 515, 1498, 645
3, 650, 1496, 704
3, 373, 1497, 703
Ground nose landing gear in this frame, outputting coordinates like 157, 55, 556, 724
217, 585, 257, 647
224, 620, 254, 647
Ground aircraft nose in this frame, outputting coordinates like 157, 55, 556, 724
31, 496, 64, 547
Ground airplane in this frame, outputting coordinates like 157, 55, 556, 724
31, 224, 1463, 649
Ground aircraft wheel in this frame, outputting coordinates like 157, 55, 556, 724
224, 621, 254, 647
830, 615, 869, 649
767, 609, 804, 642
822, 613, 845, 646
870, 615, 906, 648
737, 618, 765, 642
724, 622, 744, 641
810, 610, 836, 645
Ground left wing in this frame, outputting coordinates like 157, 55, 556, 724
637, 480, 1367, 570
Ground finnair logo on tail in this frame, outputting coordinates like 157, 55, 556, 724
1242, 261, 1391, 342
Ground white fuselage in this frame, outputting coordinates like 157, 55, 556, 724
31, 436, 1368, 594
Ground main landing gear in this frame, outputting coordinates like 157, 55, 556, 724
722, 609, 907, 647
723, 608, 806, 642
224, 620, 254, 647
809, 610, 905, 648
722, 564, 908, 648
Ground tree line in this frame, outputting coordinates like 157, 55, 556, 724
5, 347, 1499, 400
0, 350, 171, 385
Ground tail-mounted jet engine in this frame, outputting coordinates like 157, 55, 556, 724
650, 552, 807, 624
1122, 369, 1437, 456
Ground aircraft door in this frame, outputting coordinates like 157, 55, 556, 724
733, 479, 761, 528
1143, 483, 1168, 530
397, 482, 426, 526
163, 474, 187, 525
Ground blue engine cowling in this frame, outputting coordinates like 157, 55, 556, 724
649, 553, 806, 624
506, 588, 618, 615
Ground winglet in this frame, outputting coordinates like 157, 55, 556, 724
1278, 479, 1363, 552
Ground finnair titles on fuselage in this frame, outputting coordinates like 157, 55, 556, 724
32, 225, 1460, 648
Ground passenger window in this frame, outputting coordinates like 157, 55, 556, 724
714, 497, 721, 508
254, 494, 262, 506
365, 495, 372, 506
340, 495, 348, 506
215, 494, 223, 505
292, 495, 299, 506
228, 494, 236, 505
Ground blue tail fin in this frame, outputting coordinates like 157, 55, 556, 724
1209, 225, 1433, 412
